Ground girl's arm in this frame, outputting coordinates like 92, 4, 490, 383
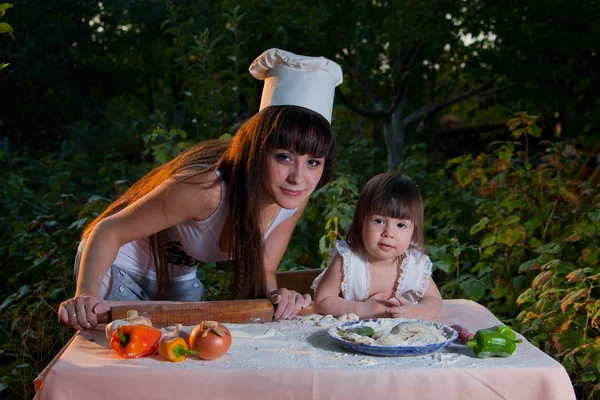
60, 173, 222, 330
263, 197, 311, 320
313, 255, 395, 319
417, 277, 443, 319
390, 277, 443, 320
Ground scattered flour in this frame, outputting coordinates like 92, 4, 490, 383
348, 358, 380, 367
226, 324, 277, 339
429, 352, 462, 366
159, 322, 277, 340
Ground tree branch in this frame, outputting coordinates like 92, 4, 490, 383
335, 88, 387, 118
332, 28, 388, 119
341, 50, 380, 105
401, 80, 496, 126
386, 41, 423, 115
442, 66, 462, 102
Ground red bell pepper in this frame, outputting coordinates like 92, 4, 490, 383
109, 325, 163, 358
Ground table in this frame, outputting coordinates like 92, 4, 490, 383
34, 300, 575, 400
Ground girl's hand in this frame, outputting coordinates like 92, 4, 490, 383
386, 295, 418, 319
58, 296, 111, 330
268, 288, 311, 320
357, 292, 400, 319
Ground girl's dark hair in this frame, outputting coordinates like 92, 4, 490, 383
346, 172, 424, 257
83, 105, 335, 300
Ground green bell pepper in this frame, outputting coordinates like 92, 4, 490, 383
467, 329, 517, 358
489, 325, 521, 342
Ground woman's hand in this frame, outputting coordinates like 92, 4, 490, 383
268, 288, 311, 320
58, 295, 110, 330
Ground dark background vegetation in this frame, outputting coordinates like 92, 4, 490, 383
1, 1, 599, 398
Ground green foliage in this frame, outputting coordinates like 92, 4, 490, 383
0, 2, 13, 69
430, 112, 599, 398
159, 1, 248, 138
143, 112, 193, 164
313, 174, 361, 265
0, 150, 149, 398
0, 3, 13, 37
1, 0, 599, 397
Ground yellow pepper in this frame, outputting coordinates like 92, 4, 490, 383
158, 336, 195, 363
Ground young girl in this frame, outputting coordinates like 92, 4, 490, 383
58, 48, 343, 330
312, 172, 442, 320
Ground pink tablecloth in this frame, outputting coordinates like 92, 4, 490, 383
34, 300, 575, 400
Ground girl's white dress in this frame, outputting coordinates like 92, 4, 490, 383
311, 240, 433, 301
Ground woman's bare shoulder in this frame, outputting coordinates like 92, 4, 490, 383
166, 170, 224, 221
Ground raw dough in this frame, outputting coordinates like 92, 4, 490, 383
376, 323, 445, 345
316, 315, 338, 327
344, 332, 376, 345
346, 313, 360, 321
340, 321, 447, 346
316, 313, 360, 327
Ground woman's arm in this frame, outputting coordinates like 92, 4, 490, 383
60, 174, 222, 329
77, 175, 221, 295
313, 256, 395, 319
263, 197, 311, 319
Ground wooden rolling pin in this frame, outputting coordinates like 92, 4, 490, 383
99, 300, 316, 327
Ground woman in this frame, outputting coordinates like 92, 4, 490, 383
58, 49, 343, 330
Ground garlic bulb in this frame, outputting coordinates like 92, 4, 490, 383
105, 310, 153, 340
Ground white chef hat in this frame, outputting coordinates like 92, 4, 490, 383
249, 48, 343, 123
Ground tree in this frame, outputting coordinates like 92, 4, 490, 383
463, 0, 600, 143
268, 0, 598, 170
274, 0, 509, 170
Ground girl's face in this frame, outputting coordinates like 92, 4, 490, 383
362, 214, 414, 263
263, 148, 325, 209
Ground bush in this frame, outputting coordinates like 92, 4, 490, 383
426, 113, 599, 398
0, 149, 148, 398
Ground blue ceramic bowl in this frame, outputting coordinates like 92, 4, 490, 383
327, 318, 458, 357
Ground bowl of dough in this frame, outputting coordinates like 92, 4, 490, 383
327, 318, 458, 356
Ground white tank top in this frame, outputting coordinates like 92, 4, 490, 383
76, 171, 298, 283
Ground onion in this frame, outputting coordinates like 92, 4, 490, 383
189, 321, 232, 360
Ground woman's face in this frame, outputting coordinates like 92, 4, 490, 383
263, 148, 325, 209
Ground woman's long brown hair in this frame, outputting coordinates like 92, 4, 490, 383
82, 105, 336, 300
